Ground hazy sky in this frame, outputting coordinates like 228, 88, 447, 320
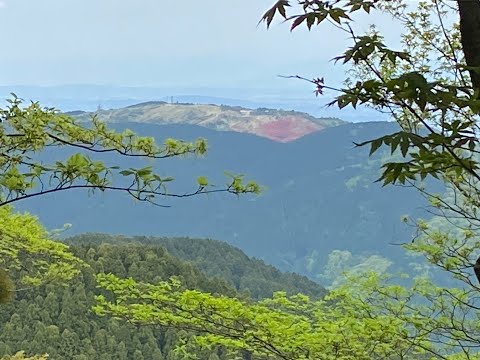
0, 1, 405, 93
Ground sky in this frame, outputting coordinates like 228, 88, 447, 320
0, 0, 408, 96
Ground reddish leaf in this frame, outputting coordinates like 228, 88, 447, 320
290, 14, 307, 31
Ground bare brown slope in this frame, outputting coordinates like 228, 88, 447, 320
72, 102, 345, 142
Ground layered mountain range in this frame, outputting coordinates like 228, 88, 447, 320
17, 101, 433, 281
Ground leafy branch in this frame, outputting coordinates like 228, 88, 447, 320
0, 95, 260, 208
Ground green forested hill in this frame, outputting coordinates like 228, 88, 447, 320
67, 233, 326, 300
0, 236, 325, 359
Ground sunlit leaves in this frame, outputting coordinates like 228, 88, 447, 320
224, 171, 261, 195
0, 206, 86, 291
94, 273, 426, 360
196, 176, 209, 187
1, 352, 49, 360
94, 270, 480, 359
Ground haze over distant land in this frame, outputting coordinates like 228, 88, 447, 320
0, 0, 399, 124
0, 84, 389, 123
0, 0, 403, 120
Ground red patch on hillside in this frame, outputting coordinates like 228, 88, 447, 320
256, 117, 323, 142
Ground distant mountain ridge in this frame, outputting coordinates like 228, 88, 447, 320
71, 101, 345, 142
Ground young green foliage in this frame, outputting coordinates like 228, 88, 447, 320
0, 206, 86, 290
94, 273, 427, 360
1, 353, 48, 360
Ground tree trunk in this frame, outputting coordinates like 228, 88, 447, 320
0, 269, 14, 304
457, 0, 480, 91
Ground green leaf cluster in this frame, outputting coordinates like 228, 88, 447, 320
0, 206, 85, 290
94, 272, 436, 360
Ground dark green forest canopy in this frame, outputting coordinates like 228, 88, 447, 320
0, 235, 325, 359
66, 233, 326, 299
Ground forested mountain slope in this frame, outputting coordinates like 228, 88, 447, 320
67, 234, 326, 300
0, 237, 325, 359
17, 121, 433, 279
